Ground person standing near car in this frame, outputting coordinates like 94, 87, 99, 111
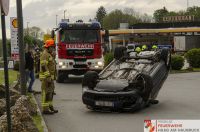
34, 47, 41, 78
25, 47, 35, 93
39, 39, 58, 114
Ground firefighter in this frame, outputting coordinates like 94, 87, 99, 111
142, 45, 148, 51
34, 47, 40, 78
135, 47, 141, 53
39, 39, 58, 114
152, 45, 158, 50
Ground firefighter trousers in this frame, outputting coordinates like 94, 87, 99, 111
41, 78, 55, 111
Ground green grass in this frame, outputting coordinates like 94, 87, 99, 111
32, 114, 44, 132
28, 93, 44, 132
0, 70, 18, 84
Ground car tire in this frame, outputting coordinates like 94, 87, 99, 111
114, 46, 127, 60
136, 74, 153, 102
82, 71, 99, 89
56, 72, 67, 83
160, 48, 171, 69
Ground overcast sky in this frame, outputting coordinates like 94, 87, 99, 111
1, 0, 200, 38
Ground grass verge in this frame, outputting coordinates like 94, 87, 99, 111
0, 70, 18, 84
28, 93, 44, 132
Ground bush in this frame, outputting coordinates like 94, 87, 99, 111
185, 48, 200, 68
13, 61, 19, 71
104, 52, 114, 67
171, 55, 184, 70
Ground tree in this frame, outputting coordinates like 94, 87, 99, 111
139, 13, 153, 23
102, 8, 153, 29
24, 26, 43, 39
24, 35, 34, 46
103, 9, 124, 29
167, 11, 178, 16
153, 7, 169, 23
24, 26, 44, 48
186, 6, 200, 20
95, 6, 107, 26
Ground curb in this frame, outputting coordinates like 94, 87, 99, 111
32, 93, 49, 132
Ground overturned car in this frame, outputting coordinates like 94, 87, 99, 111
82, 47, 171, 111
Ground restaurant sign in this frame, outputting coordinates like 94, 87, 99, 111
163, 15, 195, 22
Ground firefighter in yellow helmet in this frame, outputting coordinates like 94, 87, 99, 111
135, 47, 141, 53
142, 45, 148, 51
152, 45, 158, 50
39, 39, 58, 114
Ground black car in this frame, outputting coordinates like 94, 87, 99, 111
82, 47, 171, 112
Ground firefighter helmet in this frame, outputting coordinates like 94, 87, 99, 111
44, 39, 55, 48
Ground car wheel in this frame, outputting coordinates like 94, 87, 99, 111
114, 46, 127, 60
82, 71, 99, 89
135, 74, 153, 102
56, 72, 67, 83
160, 48, 171, 69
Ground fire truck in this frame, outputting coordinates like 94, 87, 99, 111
52, 21, 107, 83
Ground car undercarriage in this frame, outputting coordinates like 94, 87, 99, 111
82, 47, 171, 112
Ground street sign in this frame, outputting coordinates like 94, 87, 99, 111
10, 17, 19, 60
0, 0, 10, 16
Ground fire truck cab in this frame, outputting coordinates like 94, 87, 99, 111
54, 21, 105, 83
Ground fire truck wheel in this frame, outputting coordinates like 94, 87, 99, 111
56, 72, 68, 83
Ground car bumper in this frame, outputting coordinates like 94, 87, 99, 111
82, 89, 144, 111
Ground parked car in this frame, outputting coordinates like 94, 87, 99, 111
82, 46, 171, 112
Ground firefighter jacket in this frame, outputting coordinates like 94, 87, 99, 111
39, 49, 56, 80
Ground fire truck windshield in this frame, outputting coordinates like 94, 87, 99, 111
60, 30, 99, 43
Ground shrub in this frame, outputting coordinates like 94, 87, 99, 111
185, 48, 200, 68
13, 61, 19, 71
104, 52, 114, 67
171, 55, 184, 70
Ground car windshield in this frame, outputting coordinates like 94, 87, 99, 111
60, 30, 99, 43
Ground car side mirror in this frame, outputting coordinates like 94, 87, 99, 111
104, 30, 109, 43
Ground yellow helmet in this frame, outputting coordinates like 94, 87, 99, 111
152, 45, 158, 49
142, 45, 147, 51
135, 47, 141, 53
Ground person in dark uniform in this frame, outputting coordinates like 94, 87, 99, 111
25, 47, 35, 93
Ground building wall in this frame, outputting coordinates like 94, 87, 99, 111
186, 36, 200, 50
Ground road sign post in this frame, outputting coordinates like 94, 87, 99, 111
0, 0, 12, 131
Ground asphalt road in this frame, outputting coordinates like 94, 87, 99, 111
34, 72, 200, 132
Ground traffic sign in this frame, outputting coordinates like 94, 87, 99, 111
10, 17, 19, 60
0, 0, 10, 16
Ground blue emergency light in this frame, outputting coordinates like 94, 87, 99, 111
59, 21, 101, 29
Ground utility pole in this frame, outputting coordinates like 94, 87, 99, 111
187, 0, 189, 9
64, 9, 67, 19
16, 0, 27, 95
56, 15, 58, 26
1, 9, 12, 132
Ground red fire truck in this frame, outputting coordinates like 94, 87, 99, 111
53, 21, 106, 83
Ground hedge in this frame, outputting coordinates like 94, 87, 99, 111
171, 55, 184, 70
13, 61, 20, 71
104, 52, 114, 67
185, 48, 200, 68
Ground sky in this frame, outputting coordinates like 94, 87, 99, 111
1, 0, 200, 38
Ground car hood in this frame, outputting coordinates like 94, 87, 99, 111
94, 79, 129, 92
